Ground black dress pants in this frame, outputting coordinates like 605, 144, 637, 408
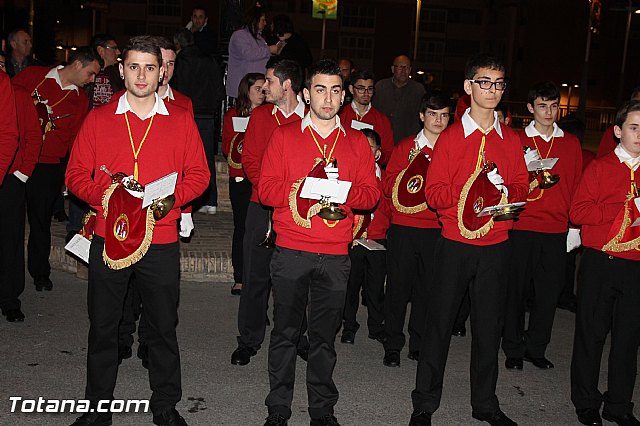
229, 178, 251, 283
0, 175, 26, 312
571, 248, 640, 417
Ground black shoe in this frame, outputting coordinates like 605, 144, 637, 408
297, 346, 309, 362
452, 325, 467, 337
523, 354, 554, 369
602, 411, 640, 426
341, 330, 355, 344
471, 410, 517, 425
576, 408, 602, 425
383, 350, 400, 367
557, 299, 577, 313
505, 357, 523, 370
264, 413, 288, 426
368, 332, 386, 344
4, 308, 25, 322
54, 210, 69, 222
231, 283, 242, 296
153, 407, 188, 426
117, 345, 132, 365
34, 276, 53, 291
231, 346, 257, 366
407, 351, 420, 361
69, 412, 112, 426
310, 414, 340, 426
409, 411, 432, 426
137, 341, 149, 369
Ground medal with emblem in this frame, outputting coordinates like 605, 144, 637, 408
228, 133, 244, 170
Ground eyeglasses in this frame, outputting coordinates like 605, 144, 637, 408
353, 85, 375, 94
470, 80, 508, 91
104, 45, 119, 51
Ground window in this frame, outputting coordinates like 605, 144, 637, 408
148, 0, 181, 17
339, 35, 374, 62
416, 39, 445, 65
341, 4, 376, 29
419, 8, 447, 33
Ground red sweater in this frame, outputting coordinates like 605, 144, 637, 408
10, 84, 42, 177
596, 126, 616, 158
513, 131, 582, 233
0, 72, 18, 184
66, 96, 210, 244
339, 104, 394, 166
383, 135, 440, 229
425, 122, 529, 246
12, 66, 89, 164
259, 122, 380, 255
243, 104, 304, 203
355, 175, 392, 240
222, 107, 246, 179
570, 152, 640, 261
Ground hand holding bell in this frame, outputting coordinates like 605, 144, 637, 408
150, 194, 176, 220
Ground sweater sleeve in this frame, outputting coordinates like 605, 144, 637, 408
229, 30, 271, 61
382, 143, 404, 197
242, 109, 264, 187
174, 112, 211, 207
258, 127, 289, 207
570, 161, 622, 226
345, 132, 380, 211
377, 113, 394, 167
221, 108, 236, 158
0, 73, 18, 183
14, 86, 43, 177
503, 142, 530, 204
425, 131, 461, 209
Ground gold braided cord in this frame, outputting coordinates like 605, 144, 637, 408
602, 193, 640, 252
391, 166, 428, 214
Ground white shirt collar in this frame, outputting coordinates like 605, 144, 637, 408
614, 143, 640, 170
160, 85, 175, 101
115, 92, 169, 120
461, 108, 503, 139
273, 96, 306, 119
45, 65, 79, 93
415, 130, 434, 150
524, 120, 564, 142
301, 113, 346, 138
350, 101, 371, 117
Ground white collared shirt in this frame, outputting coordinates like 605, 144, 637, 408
115, 92, 169, 120
160, 85, 175, 101
300, 113, 346, 139
524, 120, 564, 142
415, 130, 434, 150
461, 108, 503, 139
351, 101, 371, 118
614, 143, 640, 171
45, 65, 79, 93
273, 95, 306, 119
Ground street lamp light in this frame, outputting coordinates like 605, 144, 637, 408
414, 0, 422, 65
562, 83, 580, 114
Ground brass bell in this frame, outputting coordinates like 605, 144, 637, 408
151, 194, 176, 220
538, 170, 560, 189
318, 200, 347, 221
492, 205, 521, 222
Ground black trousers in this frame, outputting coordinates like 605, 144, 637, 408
412, 237, 509, 414
118, 277, 147, 348
571, 248, 640, 416
343, 240, 386, 336
266, 247, 350, 420
85, 237, 181, 414
26, 163, 64, 280
502, 230, 567, 358
0, 175, 26, 312
384, 225, 439, 353
229, 178, 251, 283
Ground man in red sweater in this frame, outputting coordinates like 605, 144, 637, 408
381, 90, 450, 367
596, 86, 640, 158
66, 36, 209, 426
12, 47, 101, 292
338, 69, 394, 166
231, 57, 307, 367
259, 58, 379, 426
570, 100, 640, 426
410, 54, 528, 426
502, 81, 583, 371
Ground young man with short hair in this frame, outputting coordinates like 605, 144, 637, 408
259, 59, 379, 426
410, 53, 528, 426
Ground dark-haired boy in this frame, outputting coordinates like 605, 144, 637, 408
502, 81, 582, 371
410, 54, 528, 426
570, 100, 640, 426
381, 91, 450, 367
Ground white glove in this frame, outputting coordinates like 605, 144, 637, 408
524, 148, 541, 164
567, 228, 581, 252
324, 166, 339, 181
13, 170, 28, 183
487, 169, 508, 196
122, 175, 145, 199
179, 213, 194, 238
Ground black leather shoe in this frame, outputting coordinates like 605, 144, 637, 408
153, 407, 187, 426
341, 330, 355, 344
137, 342, 149, 369
117, 345, 132, 365
471, 410, 517, 425
383, 350, 400, 367
523, 354, 554, 369
231, 283, 242, 296
409, 411, 432, 426
264, 413, 288, 426
4, 308, 25, 322
34, 276, 53, 291
452, 325, 467, 337
557, 299, 577, 313
602, 411, 640, 426
310, 414, 340, 426
576, 408, 602, 425
231, 346, 257, 366
368, 332, 386, 344
407, 351, 420, 361
297, 346, 309, 362
70, 412, 112, 425
505, 357, 523, 370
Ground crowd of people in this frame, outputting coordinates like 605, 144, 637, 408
1, 4, 639, 426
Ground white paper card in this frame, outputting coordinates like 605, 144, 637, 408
65, 234, 91, 264
632, 197, 640, 227
142, 172, 178, 208
477, 202, 526, 218
350, 120, 374, 131
300, 177, 352, 204
527, 157, 559, 172
232, 116, 250, 132
354, 238, 386, 251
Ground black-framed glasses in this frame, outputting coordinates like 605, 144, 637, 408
470, 80, 508, 91
353, 85, 375, 94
